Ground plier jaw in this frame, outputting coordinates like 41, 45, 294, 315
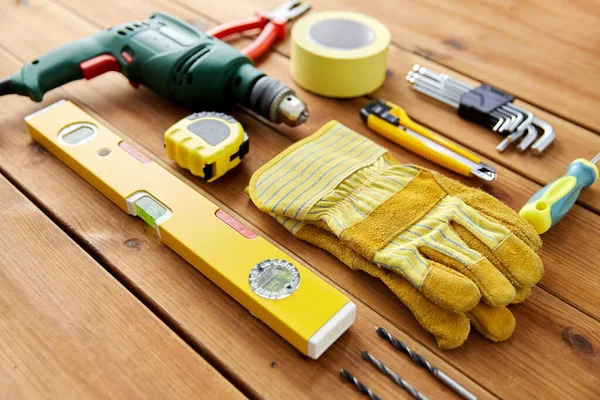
207, 1, 311, 61
266, 0, 312, 23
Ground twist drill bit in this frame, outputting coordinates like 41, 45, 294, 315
339, 369, 382, 400
361, 351, 428, 400
376, 327, 477, 400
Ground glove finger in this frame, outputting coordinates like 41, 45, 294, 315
373, 242, 481, 312
418, 239, 516, 307
433, 173, 542, 252
513, 286, 532, 304
450, 221, 544, 289
276, 209, 481, 313
295, 224, 471, 350
379, 272, 471, 350
467, 303, 516, 343
419, 261, 480, 313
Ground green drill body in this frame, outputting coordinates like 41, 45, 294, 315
7, 12, 305, 125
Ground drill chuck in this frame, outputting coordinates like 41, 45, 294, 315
249, 76, 308, 126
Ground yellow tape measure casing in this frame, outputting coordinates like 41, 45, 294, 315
291, 11, 391, 98
165, 112, 249, 182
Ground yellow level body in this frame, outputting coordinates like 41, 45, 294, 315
25, 100, 355, 359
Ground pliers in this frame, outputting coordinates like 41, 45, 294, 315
207, 0, 311, 61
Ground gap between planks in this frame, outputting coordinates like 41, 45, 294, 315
159, 0, 600, 212
40, 0, 600, 344
0, 2, 596, 396
0, 172, 245, 399
0, 162, 260, 400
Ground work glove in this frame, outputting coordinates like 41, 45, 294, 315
248, 121, 543, 349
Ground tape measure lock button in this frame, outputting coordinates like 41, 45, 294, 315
165, 112, 249, 182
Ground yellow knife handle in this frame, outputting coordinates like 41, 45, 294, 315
384, 101, 482, 164
367, 114, 473, 177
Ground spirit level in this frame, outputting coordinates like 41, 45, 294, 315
25, 100, 355, 359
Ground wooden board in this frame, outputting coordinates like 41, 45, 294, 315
118, 0, 600, 130
48, 0, 600, 321
0, 0, 599, 398
0, 175, 242, 399
166, 0, 600, 215
293, 0, 600, 132
0, 56, 494, 400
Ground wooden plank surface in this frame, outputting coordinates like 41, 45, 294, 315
174, 0, 600, 215
143, 0, 600, 131
0, 0, 599, 398
85, 0, 600, 320
0, 54, 494, 400
294, 0, 600, 132
0, 175, 242, 399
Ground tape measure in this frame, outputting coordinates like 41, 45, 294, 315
165, 112, 249, 182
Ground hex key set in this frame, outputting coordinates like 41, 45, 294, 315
407, 64, 555, 154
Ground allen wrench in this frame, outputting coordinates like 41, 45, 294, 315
406, 64, 555, 153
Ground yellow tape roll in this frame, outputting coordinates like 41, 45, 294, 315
291, 11, 391, 98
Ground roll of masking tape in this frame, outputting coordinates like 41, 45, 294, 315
291, 11, 391, 98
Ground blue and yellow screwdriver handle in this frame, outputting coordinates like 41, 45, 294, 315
24, 100, 355, 359
520, 155, 599, 234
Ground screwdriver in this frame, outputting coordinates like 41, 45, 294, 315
520, 153, 600, 234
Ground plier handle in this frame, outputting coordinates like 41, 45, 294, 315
207, 0, 311, 61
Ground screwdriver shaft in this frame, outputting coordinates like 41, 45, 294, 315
591, 152, 600, 164
376, 327, 477, 400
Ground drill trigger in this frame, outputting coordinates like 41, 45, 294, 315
79, 54, 120, 80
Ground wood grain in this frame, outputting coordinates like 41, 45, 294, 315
163, 0, 600, 215
0, 93, 493, 400
20, 0, 600, 321
0, 0, 599, 398
0, 175, 243, 399
0, 7, 492, 400
128, 0, 600, 131
290, 0, 600, 132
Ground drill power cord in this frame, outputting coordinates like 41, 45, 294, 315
0, 78, 15, 96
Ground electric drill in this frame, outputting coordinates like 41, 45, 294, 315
0, 12, 308, 126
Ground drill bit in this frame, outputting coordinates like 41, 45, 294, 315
339, 369, 382, 400
376, 327, 477, 400
361, 351, 428, 400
